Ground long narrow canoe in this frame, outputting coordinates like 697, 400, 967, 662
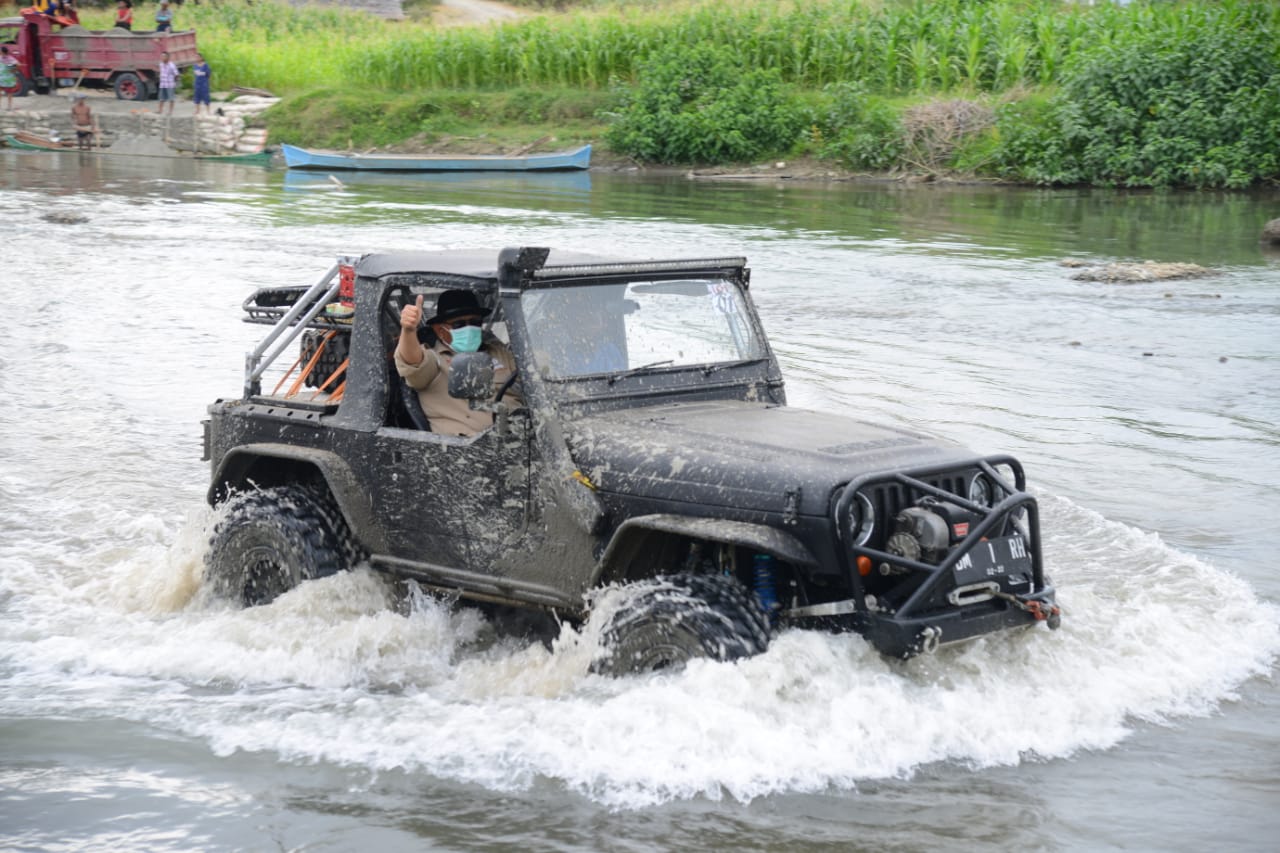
280, 142, 591, 172
4, 131, 76, 151
194, 149, 276, 165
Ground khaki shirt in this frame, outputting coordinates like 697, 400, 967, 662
394, 339, 521, 437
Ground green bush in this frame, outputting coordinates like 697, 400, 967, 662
992, 19, 1280, 188
604, 43, 806, 164
815, 82, 905, 172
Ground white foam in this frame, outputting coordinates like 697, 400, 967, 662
2, 493, 1276, 809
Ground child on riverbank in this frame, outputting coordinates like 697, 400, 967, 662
0, 47, 18, 110
191, 54, 211, 116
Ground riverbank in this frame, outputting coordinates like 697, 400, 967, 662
0, 92, 273, 156
31, 0, 1280, 189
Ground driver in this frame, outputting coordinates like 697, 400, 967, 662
395, 289, 521, 436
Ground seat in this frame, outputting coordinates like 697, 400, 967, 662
397, 375, 431, 431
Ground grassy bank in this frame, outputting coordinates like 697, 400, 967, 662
263, 87, 609, 152
76, 0, 1280, 187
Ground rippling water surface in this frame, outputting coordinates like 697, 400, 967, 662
1, 153, 1277, 852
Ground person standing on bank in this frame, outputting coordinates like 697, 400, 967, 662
191, 53, 211, 116
156, 51, 177, 115
154, 0, 173, 32
395, 290, 522, 437
70, 93, 96, 150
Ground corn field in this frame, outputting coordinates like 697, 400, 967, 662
343, 0, 1280, 94
83, 0, 1280, 96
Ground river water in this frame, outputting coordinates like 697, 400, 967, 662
1, 152, 1277, 852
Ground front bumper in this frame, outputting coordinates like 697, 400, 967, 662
784, 585, 1059, 658
818, 456, 1060, 657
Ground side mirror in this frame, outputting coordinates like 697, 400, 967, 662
448, 352, 494, 400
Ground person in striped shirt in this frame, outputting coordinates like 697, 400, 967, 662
156, 51, 178, 115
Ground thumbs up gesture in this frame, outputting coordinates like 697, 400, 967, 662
400, 294, 424, 332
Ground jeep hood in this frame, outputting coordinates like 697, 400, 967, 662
564, 400, 978, 517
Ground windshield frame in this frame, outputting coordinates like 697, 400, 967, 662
513, 271, 773, 385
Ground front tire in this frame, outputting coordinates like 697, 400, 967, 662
205, 484, 354, 606
592, 573, 771, 676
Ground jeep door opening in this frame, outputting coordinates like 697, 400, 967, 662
202, 247, 1059, 673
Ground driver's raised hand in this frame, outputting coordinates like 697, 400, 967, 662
400, 294, 424, 331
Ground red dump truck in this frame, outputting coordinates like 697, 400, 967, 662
0, 8, 198, 101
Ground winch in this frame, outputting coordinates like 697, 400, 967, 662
884, 496, 983, 568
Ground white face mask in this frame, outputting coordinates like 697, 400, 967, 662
448, 325, 482, 353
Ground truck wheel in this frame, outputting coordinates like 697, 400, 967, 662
591, 573, 771, 676
113, 72, 148, 101
205, 484, 354, 606
1, 72, 31, 98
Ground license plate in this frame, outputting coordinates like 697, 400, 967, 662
952, 536, 1032, 585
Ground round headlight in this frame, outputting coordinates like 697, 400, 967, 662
850, 492, 875, 547
967, 474, 993, 508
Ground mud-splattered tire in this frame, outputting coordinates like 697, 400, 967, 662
113, 72, 147, 101
592, 573, 771, 676
205, 484, 355, 606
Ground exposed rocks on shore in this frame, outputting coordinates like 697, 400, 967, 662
1, 92, 276, 155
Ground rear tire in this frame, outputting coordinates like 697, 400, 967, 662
113, 72, 147, 101
205, 484, 355, 606
592, 573, 771, 676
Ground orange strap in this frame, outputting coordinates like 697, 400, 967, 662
270, 350, 306, 397
309, 357, 349, 400
286, 331, 335, 398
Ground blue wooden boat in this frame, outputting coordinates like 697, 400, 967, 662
280, 143, 591, 172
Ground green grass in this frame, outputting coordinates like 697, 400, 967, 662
263, 87, 611, 151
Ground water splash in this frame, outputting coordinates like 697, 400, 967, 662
0, 493, 1274, 809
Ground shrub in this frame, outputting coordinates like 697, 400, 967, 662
814, 82, 905, 172
603, 43, 806, 164
992, 19, 1280, 188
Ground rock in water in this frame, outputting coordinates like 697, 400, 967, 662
1261, 218, 1280, 245
41, 212, 89, 225
1070, 261, 1213, 282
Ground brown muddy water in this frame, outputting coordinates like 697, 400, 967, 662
1, 152, 1278, 852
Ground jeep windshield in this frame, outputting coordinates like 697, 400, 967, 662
522, 278, 766, 380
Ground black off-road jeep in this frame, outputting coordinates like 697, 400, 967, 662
202, 247, 1059, 673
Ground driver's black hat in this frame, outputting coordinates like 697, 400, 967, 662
426, 289, 490, 326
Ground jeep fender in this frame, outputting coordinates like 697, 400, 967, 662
593, 513, 819, 586
208, 443, 387, 553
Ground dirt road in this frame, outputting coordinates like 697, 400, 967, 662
435, 0, 526, 26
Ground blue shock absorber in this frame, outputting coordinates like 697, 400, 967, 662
753, 553, 778, 618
